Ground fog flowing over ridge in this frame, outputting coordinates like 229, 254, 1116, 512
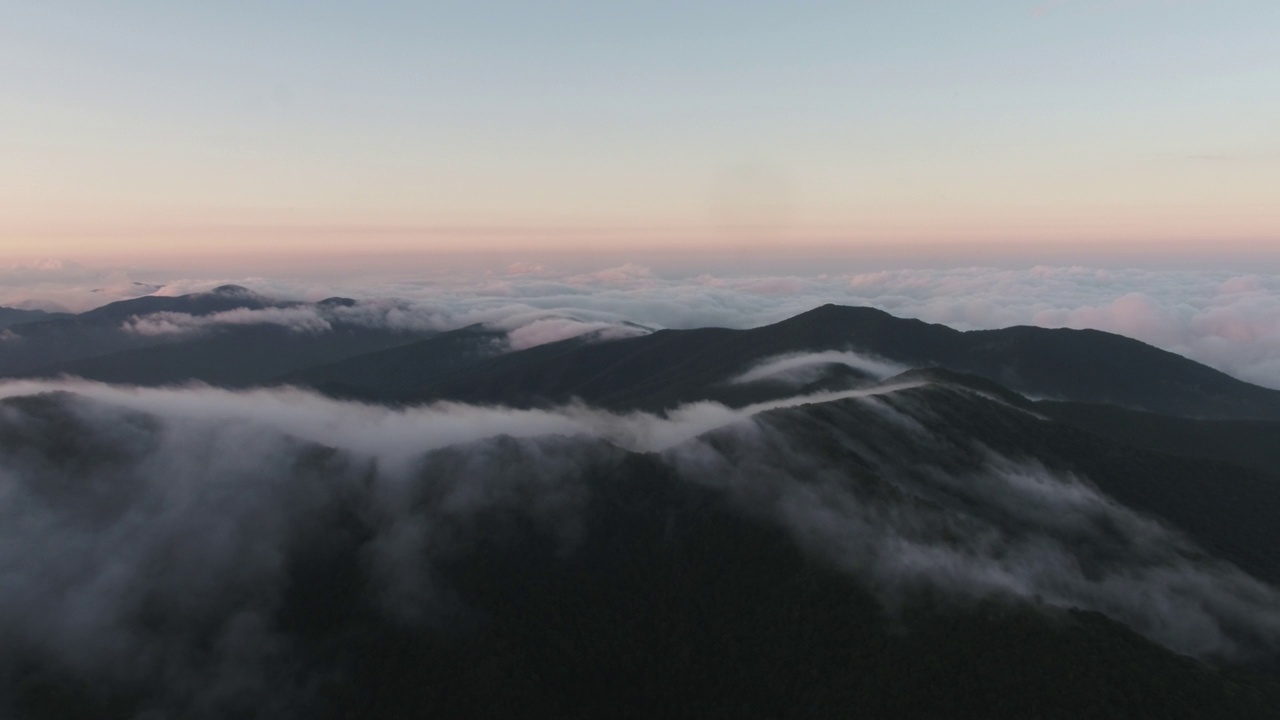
729, 351, 908, 386
3, 378, 1279, 717
111, 298, 651, 353
5, 262, 1278, 389
0, 379, 925, 461
671, 393, 1280, 660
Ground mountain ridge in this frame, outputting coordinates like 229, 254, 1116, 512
3, 379, 1279, 718
8, 294, 1276, 421
287, 302, 1280, 420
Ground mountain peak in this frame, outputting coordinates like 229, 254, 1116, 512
779, 304, 934, 331
208, 284, 256, 296
806, 303, 891, 317
317, 296, 358, 308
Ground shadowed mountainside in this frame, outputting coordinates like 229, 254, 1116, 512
0, 308, 69, 329
1, 287, 434, 386
25, 324, 430, 388
2, 379, 1280, 719
281, 324, 509, 399
289, 304, 1280, 420
9, 296, 1278, 420
1037, 400, 1280, 478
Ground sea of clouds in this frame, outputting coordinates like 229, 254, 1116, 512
4, 260, 1279, 388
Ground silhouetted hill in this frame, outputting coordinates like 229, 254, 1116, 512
13, 299, 1277, 421
944, 323, 1280, 419
0, 289, 433, 384
280, 324, 508, 400
25, 324, 430, 387
1037, 400, 1280, 479
792, 306, 1280, 419
301, 306, 921, 410
0, 308, 68, 329
0, 287, 283, 376
72, 284, 272, 323
310, 304, 1280, 420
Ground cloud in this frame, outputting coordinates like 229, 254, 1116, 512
504, 261, 550, 276
740, 276, 811, 296
0, 378, 923, 461
668, 390, 1280, 661
0, 379, 931, 713
503, 318, 648, 351
836, 266, 1280, 388
123, 307, 335, 336
0, 260, 162, 312
565, 263, 655, 286
7, 262, 1280, 388
118, 300, 652, 353
372, 265, 1280, 389
729, 350, 908, 386
1, 377, 1278, 713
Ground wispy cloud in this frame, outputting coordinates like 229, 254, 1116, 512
0, 374, 1274, 717
6, 262, 1280, 388
729, 350, 908, 386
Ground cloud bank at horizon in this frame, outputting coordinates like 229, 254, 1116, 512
3, 261, 1279, 388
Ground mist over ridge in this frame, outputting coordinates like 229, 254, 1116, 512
2, 289, 1280, 712
3, 369, 1280, 717
3, 275, 1280, 718
5, 262, 1279, 389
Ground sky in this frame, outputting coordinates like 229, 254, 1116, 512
2, 0, 1278, 268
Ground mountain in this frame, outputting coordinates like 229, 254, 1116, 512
5, 298, 1280, 717
0, 308, 68, 329
293, 304, 1280, 420
2, 377, 1279, 719
1038, 400, 1280, 479
786, 372, 1280, 588
0, 286, 279, 376
15, 297, 1278, 421
280, 324, 509, 400
25, 324, 432, 388
0, 287, 434, 386
72, 284, 275, 323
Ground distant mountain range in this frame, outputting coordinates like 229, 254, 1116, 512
7, 291, 1278, 420
0, 307, 68, 329
0, 286, 435, 386
3, 291, 1279, 718
298, 303, 1280, 420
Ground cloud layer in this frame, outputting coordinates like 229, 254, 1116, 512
5, 261, 1279, 387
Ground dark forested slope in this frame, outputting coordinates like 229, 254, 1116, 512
298, 304, 1280, 420
3, 380, 1279, 719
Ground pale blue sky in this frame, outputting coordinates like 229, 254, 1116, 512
2, 1, 1277, 261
